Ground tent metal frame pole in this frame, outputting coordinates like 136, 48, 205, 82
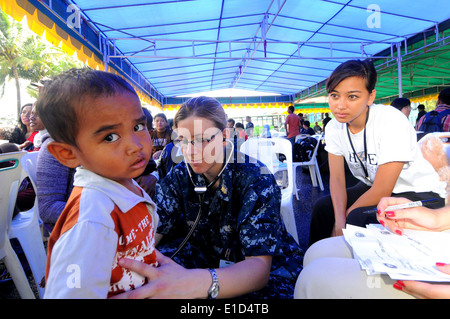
397, 42, 403, 98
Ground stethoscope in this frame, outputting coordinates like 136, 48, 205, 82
170, 137, 235, 258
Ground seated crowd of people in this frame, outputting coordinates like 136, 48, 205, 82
0, 59, 449, 299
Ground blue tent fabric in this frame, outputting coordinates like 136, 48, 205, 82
32, 0, 450, 99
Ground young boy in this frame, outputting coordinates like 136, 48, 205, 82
36, 68, 158, 298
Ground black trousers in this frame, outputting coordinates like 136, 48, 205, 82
308, 181, 444, 247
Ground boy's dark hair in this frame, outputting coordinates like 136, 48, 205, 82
36, 68, 138, 147
142, 108, 153, 130
326, 59, 377, 94
390, 97, 411, 111
438, 87, 450, 105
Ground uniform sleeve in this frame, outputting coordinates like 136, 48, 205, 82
237, 173, 284, 257
44, 221, 118, 299
154, 170, 182, 235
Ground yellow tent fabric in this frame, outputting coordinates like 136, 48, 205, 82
0, 0, 160, 108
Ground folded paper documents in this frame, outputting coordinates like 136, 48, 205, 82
343, 224, 450, 282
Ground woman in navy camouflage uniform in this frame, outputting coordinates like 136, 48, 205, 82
117, 96, 303, 299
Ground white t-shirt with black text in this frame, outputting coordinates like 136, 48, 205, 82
325, 103, 446, 199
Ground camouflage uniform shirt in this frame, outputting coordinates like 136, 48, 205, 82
155, 150, 303, 298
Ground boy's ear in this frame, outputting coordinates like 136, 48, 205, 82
46, 141, 80, 168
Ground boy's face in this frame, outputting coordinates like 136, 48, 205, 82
72, 93, 152, 190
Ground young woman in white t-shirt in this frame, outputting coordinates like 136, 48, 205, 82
308, 59, 446, 246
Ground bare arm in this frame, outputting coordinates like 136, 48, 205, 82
346, 161, 404, 214
328, 153, 347, 237
112, 251, 272, 299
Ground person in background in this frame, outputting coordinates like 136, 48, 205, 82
313, 122, 322, 133
235, 122, 248, 141
391, 97, 411, 118
416, 104, 426, 125
151, 113, 172, 160
135, 107, 158, 199
245, 116, 254, 137
142, 108, 154, 135
297, 113, 305, 127
29, 104, 47, 151
284, 105, 301, 144
9, 103, 34, 150
301, 120, 315, 135
322, 112, 332, 133
415, 88, 450, 132
227, 118, 235, 129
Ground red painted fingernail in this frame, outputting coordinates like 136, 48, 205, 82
436, 262, 447, 267
393, 281, 405, 291
395, 229, 402, 235
377, 209, 382, 215
379, 220, 385, 227
385, 211, 395, 217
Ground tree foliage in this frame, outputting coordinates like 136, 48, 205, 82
0, 9, 84, 118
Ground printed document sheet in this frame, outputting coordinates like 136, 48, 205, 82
343, 224, 450, 282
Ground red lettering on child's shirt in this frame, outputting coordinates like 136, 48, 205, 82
109, 203, 157, 297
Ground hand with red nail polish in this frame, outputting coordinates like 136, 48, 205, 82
392, 263, 450, 299
376, 197, 449, 235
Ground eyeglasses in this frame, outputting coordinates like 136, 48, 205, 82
174, 130, 222, 148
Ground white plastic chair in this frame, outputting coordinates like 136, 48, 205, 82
293, 134, 324, 200
240, 138, 299, 243
9, 151, 47, 298
0, 151, 36, 299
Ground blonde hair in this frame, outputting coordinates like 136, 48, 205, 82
173, 96, 227, 130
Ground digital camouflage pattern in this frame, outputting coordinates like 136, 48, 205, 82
155, 149, 303, 298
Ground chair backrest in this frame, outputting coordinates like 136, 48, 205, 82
0, 151, 26, 254
310, 134, 323, 160
21, 151, 39, 190
240, 138, 294, 195
294, 134, 310, 143
269, 138, 294, 197
294, 134, 322, 164
240, 138, 278, 174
